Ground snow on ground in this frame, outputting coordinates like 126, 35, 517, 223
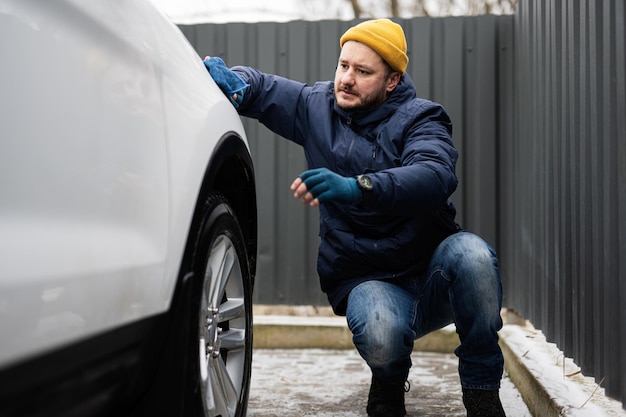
500, 323, 626, 416
249, 348, 532, 416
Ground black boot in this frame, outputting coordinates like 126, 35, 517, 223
366, 376, 407, 417
462, 388, 506, 417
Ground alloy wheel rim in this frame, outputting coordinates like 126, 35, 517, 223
199, 234, 248, 417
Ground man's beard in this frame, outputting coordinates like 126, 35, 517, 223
335, 85, 388, 112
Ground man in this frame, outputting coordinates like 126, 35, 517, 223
205, 18, 506, 417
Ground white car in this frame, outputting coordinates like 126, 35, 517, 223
0, 1, 257, 416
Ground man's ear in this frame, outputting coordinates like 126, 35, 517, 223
386, 72, 402, 93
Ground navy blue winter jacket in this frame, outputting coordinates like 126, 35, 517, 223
233, 66, 461, 315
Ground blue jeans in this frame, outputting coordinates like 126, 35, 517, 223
345, 232, 504, 390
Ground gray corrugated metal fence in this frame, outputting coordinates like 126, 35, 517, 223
179, 3, 626, 406
502, 0, 626, 405
180, 16, 513, 306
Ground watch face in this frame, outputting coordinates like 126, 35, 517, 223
358, 175, 373, 191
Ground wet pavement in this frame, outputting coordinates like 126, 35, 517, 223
248, 348, 531, 417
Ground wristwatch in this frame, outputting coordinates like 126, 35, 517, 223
356, 174, 374, 205
356, 174, 373, 191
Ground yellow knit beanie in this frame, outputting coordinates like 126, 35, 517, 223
340, 18, 409, 74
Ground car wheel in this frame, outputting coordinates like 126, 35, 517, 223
188, 193, 253, 417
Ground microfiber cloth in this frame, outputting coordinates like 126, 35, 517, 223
204, 57, 249, 108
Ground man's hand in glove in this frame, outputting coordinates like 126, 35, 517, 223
203, 56, 249, 108
290, 168, 362, 207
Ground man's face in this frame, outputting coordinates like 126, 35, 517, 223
334, 41, 401, 112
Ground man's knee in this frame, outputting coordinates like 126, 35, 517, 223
437, 232, 499, 278
351, 308, 413, 366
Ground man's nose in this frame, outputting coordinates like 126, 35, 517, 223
340, 68, 356, 85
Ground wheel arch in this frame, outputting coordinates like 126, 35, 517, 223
193, 132, 257, 282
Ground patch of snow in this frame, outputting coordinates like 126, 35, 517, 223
500, 323, 626, 416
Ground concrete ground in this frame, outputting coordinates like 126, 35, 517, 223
248, 306, 626, 417
248, 348, 530, 417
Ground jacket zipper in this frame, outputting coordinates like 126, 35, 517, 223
346, 117, 377, 163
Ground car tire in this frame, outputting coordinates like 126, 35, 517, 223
185, 192, 253, 417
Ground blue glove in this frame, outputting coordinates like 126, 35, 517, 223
298, 168, 362, 205
203, 57, 249, 108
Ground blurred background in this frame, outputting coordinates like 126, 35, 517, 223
148, 0, 518, 24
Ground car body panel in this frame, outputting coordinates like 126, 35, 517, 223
0, 0, 250, 370
149, 14, 250, 307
